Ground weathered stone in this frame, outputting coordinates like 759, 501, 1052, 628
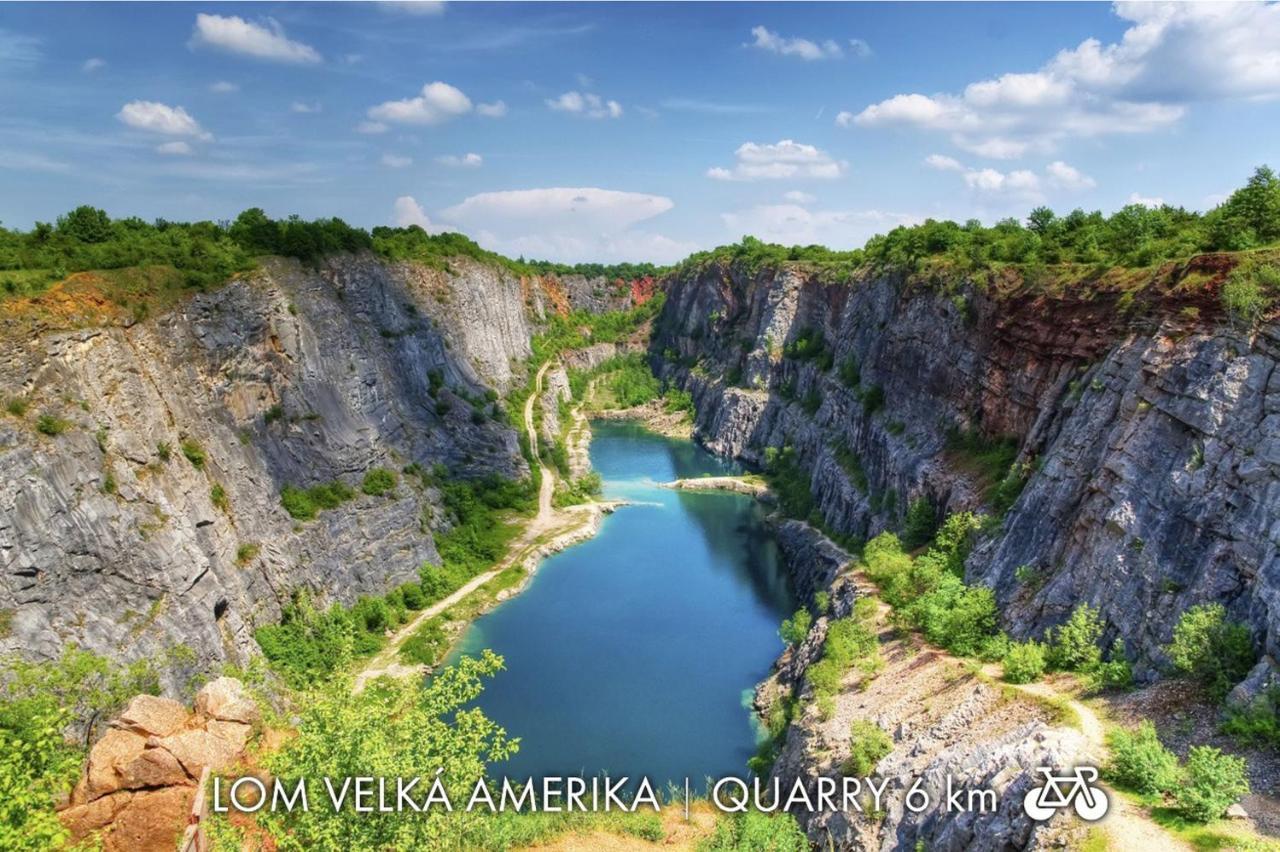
114, 694, 189, 738
85, 728, 146, 800
153, 729, 243, 776
205, 719, 252, 753
102, 786, 192, 852
120, 747, 191, 790
1226, 802, 1250, 819
60, 789, 133, 838
195, 676, 259, 725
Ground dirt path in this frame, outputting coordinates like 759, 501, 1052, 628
355, 360, 604, 690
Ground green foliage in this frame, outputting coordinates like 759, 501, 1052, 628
901, 497, 938, 549
1002, 640, 1048, 684
210, 483, 229, 512
698, 808, 808, 852
180, 438, 205, 468
432, 475, 534, 577
806, 601, 882, 707
361, 467, 398, 497
842, 720, 893, 777
601, 353, 661, 407
34, 414, 68, 436
255, 593, 359, 686
782, 328, 833, 370
553, 471, 603, 508
280, 479, 356, 521
1167, 603, 1256, 700
672, 235, 864, 282
155, 441, 171, 462
6, 398, 28, 417
1174, 746, 1250, 823
399, 617, 449, 665
257, 652, 518, 849
762, 445, 816, 521
945, 428, 1028, 514
1107, 721, 1182, 797
779, 608, 812, 647
859, 384, 885, 415
1222, 686, 1280, 748
235, 542, 260, 564
1094, 637, 1134, 690
831, 441, 868, 493
1046, 604, 1104, 672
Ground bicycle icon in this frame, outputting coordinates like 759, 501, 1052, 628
1022, 766, 1109, 821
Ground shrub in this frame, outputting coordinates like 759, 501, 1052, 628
1222, 265, 1276, 324
860, 385, 885, 415
901, 497, 938, 549
35, 414, 69, 436
1174, 746, 1250, 823
1002, 640, 1048, 684
280, 479, 356, 521
400, 582, 426, 611
779, 608, 812, 647
1167, 603, 1255, 700
399, 618, 448, 665
1047, 604, 1104, 672
842, 720, 893, 777
1107, 722, 1181, 796
699, 809, 808, 852
180, 438, 206, 468
235, 543, 260, 564
210, 483, 229, 512
5, 398, 27, 417
1094, 638, 1134, 690
155, 441, 171, 462
361, 467, 398, 497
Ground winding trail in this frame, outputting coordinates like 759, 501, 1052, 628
355, 360, 608, 690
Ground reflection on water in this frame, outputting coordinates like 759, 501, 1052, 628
446, 420, 795, 787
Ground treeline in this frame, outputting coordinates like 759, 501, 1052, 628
678, 165, 1280, 277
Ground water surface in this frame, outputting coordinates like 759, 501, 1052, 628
447, 421, 794, 787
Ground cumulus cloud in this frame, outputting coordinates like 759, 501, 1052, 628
783, 190, 816, 204
368, 81, 472, 125
439, 187, 693, 263
842, 4, 1280, 159
82, 57, 106, 72
476, 100, 508, 118
392, 196, 446, 231
748, 26, 844, 61
155, 141, 192, 156
1045, 160, 1096, 190
932, 157, 1096, 202
722, 204, 919, 248
190, 14, 321, 64
437, 152, 482, 168
117, 101, 211, 139
924, 153, 964, 172
291, 101, 321, 114
546, 91, 622, 118
209, 80, 238, 94
381, 153, 412, 168
1129, 192, 1165, 207
707, 139, 847, 181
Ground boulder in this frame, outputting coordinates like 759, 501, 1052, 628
120, 747, 191, 790
194, 676, 260, 725
60, 790, 133, 836
114, 695, 190, 738
153, 729, 241, 777
206, 719, 252, 753
102, 787, 192, 852
85, 728, 146, 800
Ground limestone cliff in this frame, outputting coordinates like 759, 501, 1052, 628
0, 253, 636, 682
652, 256, 1280, 686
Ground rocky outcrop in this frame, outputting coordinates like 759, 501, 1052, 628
0, 253, 649, 683
652, 256, 1279, 682
60, 677, 258, 852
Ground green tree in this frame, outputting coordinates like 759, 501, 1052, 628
56, 205, 112, 243
1174, 746, 1250, 823
1167, 603, 1255, 700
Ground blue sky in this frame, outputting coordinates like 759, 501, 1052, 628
1, 1, 1278, 262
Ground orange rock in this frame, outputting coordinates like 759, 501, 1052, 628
103, 787, 192, 852
115, 695, 191, 738
195, 677, 260, 725
120, 747, 191, 790
85, 728, 147, 800
206, 719, 252, 753
154, 729, 241, 777
60, 790, 133, 838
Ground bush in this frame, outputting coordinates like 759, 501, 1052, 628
361, 467, 398, 497
842, 720, 892, 777
6, 398, 27, 417
1047, 604, 1104, 672
1094, 638, 1134, 690
1174, 746, 1250, 823
399, 618, 448, 665
1222, 265, 1276, 324
210, 483, 229, 512
34, 414, 68, 436
901, 497, 938, 549
779, 608, 812, 647
180, 438, 206, 468
1107, 721, 1181, 796
1002, 640, 1048, 684
698, 809, 808, 852
280, 479, 357, 521
1167, 603, 1255, 700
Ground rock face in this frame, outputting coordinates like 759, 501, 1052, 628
60, 678, 258, 852
0, 253, 640, 681
652, 257, 1280, 682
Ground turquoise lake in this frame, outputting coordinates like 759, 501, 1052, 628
446, 420, 795, 788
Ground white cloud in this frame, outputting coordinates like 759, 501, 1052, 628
841, 4, 1280, 158
783, 190, 816, 204
209, 80, 238, 94
1128, 192, 1165, 207
847, 38, 872, 59
368, 81, 472, 125
437, 152, 483, 168
291, 101, 321, 114
722, 204, 919, 248
379, 1, 446, 15
439, 187, 691, 263
1045, 160, 1096, 190
117, 101, 211, 139
963, 167, 1042, 199
546, 91, 622, 119
834, 111, 856, 128
155, 140, 193, 156
476, 100, 508, 118
190, 14, 321, 64
707, 139, 847, 181
82, 57, 106, 73
924, 153, 964, 172
749, 26, 843, 61
381, 153, 412, 168
356, 120, 388, 134
392, 196, 447, 231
